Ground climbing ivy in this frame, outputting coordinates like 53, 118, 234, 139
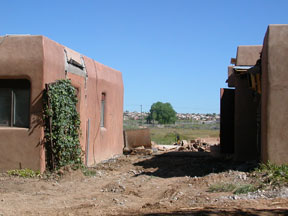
43, 79, 82, 170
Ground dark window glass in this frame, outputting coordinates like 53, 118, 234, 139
0, 79, 30, 128
13, 88, 30, 127
0, 89, 11, 126
100, 93, 105, 127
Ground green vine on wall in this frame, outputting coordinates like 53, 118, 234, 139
43, 79, 83, 170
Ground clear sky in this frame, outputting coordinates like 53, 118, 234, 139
1, 1, 287, 113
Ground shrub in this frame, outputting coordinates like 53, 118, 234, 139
255, 161, 288, 186
43, 79, 83, 170
7, 169, 41, 178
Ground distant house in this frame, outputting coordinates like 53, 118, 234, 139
0, 35, 124, 172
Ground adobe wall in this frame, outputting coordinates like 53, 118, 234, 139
124, 128, 152, 150
0, 35, 44, 172
0, 35, 124, 171
220, 88, 235, 154
236, 45, 262, 66
261, 24, 288, 164
42, 37, 88, 161
42, 37, 124, 166
229, 45, 262, 161
84, 57, 124, 165
227, 66, 235, 87
234, 75, 259, 161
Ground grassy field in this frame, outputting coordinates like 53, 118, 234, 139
124, 119, 219, 145
149, 127, 219, 144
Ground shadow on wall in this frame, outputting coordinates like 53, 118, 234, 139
131, 208, 288, 216
29, 91, 44, 144
133, 152, 257, 178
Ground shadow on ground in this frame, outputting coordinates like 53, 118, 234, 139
124, 208, 288, 216
134, 152, 258, 178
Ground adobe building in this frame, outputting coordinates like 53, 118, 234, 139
221, 45, 262, 160
0, 35, 124, 172
221, 24, 288, 164
261, 24, 288, 164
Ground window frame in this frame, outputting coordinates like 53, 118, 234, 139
0, 79, 31, 128
100, 93, 106, 128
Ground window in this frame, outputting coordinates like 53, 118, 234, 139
100, 93, 105, 127
0, 79, 30, 128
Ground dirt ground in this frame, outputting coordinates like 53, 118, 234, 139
0, 148, 288, 215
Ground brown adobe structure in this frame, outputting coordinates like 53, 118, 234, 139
221, 24, 288, 164
0, 35, 124, 172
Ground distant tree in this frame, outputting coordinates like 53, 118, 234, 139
147, 102, 177, 124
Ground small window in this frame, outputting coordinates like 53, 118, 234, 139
100, 93, 105, 127
0, 79, 30, 128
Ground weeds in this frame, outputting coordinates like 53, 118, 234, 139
82, 168, 97, 177
124, 119, 219, 145
150, 128, 219, 145
254, 161, 288, 186
208, 162, 288, 195
7, 169, 41, 178
207, 183, 236, 193
208, 183, 257, 194
233, 184, 257, 194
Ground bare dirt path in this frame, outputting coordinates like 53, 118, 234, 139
0, 151, 288, 215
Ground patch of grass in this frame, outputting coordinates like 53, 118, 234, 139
123, 119, 219, 145
207, 183, 236, 193
233, 184, 257, 194
150, 128, 219, 145
208, 183, 257, 194
123, 119, 142, 130
82, 168, 97, 176
255, 161, 288, 186
7, 169, 41, 178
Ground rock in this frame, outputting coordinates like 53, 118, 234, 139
181, 140, 188, 146
132, 148, 153, 155
123, 147, 132, 155
198, 147, 205, 152
102, 182, 125, 193
177, 146, 185, 151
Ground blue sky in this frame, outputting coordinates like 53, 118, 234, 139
1, 1, 287, 113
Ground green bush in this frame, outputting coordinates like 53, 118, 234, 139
255, 161, 288, 185
7, 169, 41, 178
43, 79, 83, 170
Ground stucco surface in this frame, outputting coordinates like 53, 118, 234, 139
0, 35, 124, 171
124, 128, 152, 150
227, 66, 235, 87
41, 40, 124, 167
84, 57, 124, 165
234, 75, 258, 161
42, 37, 65, 84
236, 45, 262, 66
261, 25, 288, 164
0, 35, 44, 171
